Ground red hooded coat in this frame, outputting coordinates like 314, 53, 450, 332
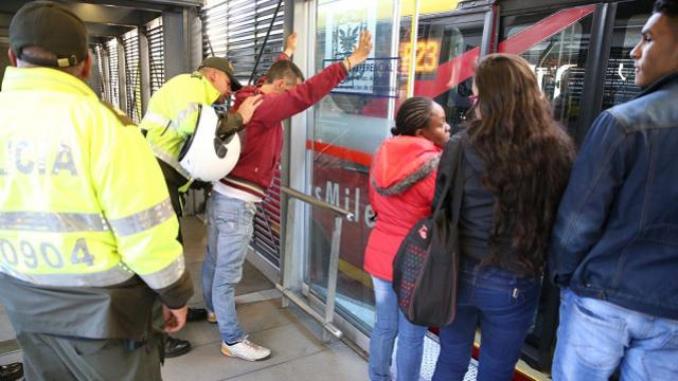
363, 136, 442, 281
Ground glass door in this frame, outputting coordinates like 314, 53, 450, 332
302, 0, 486, 335
408, 13, 485, 129
304, 0, 397, 333
498, 4, 596, 371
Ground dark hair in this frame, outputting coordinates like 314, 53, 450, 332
266, 60, 305, 84
392, 97, 434, 136
468, 53, 575, 276
654, 0, 678, 17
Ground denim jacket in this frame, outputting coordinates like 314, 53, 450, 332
549, 73, 678, 320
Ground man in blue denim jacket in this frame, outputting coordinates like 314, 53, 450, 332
549, 1, 678, 379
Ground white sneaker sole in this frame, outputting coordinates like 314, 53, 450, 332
221, 346, 271, 361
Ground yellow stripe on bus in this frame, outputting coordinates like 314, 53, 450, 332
400, 0, 461, 17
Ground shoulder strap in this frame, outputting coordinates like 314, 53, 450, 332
432, 134, 464, 214
448, 142, 465, 225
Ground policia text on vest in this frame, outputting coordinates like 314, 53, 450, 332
0, 2, 193, 380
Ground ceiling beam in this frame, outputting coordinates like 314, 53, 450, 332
67, 3, 158, 26
0, 0, 202, 42
0, 1, 163, 27
84, 23, 135, 39
0, 13, 134, 41
77, 0, 201, 12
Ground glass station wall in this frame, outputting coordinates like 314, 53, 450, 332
304, 0, 461, 332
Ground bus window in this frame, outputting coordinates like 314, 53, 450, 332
406, 16, 484, 129
602, 2, 653, 110
500, 9, 594, 137
496, 6, 595, 370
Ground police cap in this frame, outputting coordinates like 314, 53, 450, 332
198, 57, 243, 91
9, 1, 88, 68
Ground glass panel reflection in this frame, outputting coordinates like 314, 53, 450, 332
501, 10, 594, 135
306, 0, 396, 332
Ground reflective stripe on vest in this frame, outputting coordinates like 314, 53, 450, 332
141, 103, 200, 133
174, 103, 200, 132
139, 257, 185, 290
140, 112, 170, 130
0, 211, 107, 233
108, 198, 175, 237
0, 264, 134, 287
0, 198, 174, 236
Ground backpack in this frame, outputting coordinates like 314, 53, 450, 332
392, 136, 464, 327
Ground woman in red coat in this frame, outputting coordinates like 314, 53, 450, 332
364, 97, 450, 381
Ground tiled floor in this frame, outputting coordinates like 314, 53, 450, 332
169, 217, 369, 381
162, 296, 369, 381
0, 217, 491, 381
0, 217, 369, 381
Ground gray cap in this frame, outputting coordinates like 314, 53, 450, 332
9, 1, 88, 68
198, 57, 242, 91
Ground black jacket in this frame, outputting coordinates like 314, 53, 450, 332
444, 134, 513, 267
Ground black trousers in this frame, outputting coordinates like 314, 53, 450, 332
17, 330, 163, 381
157, 159, 185, 244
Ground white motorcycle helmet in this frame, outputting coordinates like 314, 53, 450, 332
178, 104, 241, 182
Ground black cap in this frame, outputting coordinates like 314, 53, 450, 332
198, 57, 243, 91
9, 1, 88, 68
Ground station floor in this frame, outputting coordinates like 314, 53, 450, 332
0, 217, 487, 381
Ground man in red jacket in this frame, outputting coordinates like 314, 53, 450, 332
201, 31, 372, 361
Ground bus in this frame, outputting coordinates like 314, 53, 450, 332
301, 0, 654, 374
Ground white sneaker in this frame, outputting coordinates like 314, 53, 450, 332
221, 339, 271, 361
207, 311, 217, 324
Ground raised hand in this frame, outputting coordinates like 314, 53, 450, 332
347, 30, 373, 69
284, 32, 298, 57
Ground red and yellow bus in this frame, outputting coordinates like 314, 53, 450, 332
297, 0, 654, 376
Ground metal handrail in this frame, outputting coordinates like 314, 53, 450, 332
277, 186, 352, 342
281, 186, 354, 221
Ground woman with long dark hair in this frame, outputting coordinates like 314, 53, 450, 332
432, 54, 575, 381
365, 96, 450, 381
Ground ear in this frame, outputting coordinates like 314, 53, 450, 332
79, 53, 93, 80
274, 78, 285, 90
414, 128, 425, 137
8, 48, 17, 67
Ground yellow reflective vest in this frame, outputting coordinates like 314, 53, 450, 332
0, 67, 187, 298
141, 72, 223, 178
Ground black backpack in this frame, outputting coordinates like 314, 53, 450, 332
392, 136, 464, 327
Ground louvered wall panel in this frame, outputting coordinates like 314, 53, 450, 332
123, 30, 142, 122
202, 0, 284, 84
106, 39, 121, 109
94, 45, 111, 103
147, 19, 166, 94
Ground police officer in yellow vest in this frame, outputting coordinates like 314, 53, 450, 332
141, 54, 262, 225
140, 37, 262, 360
0, 2, 193, 380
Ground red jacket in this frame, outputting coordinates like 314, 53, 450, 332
221, 60, 348, 197
363, 136, 442, 281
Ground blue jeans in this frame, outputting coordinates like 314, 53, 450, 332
201, 192, 257, 344
432, 259, 540, 381
369, 276, 427, 381
552, 288, 678, 381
